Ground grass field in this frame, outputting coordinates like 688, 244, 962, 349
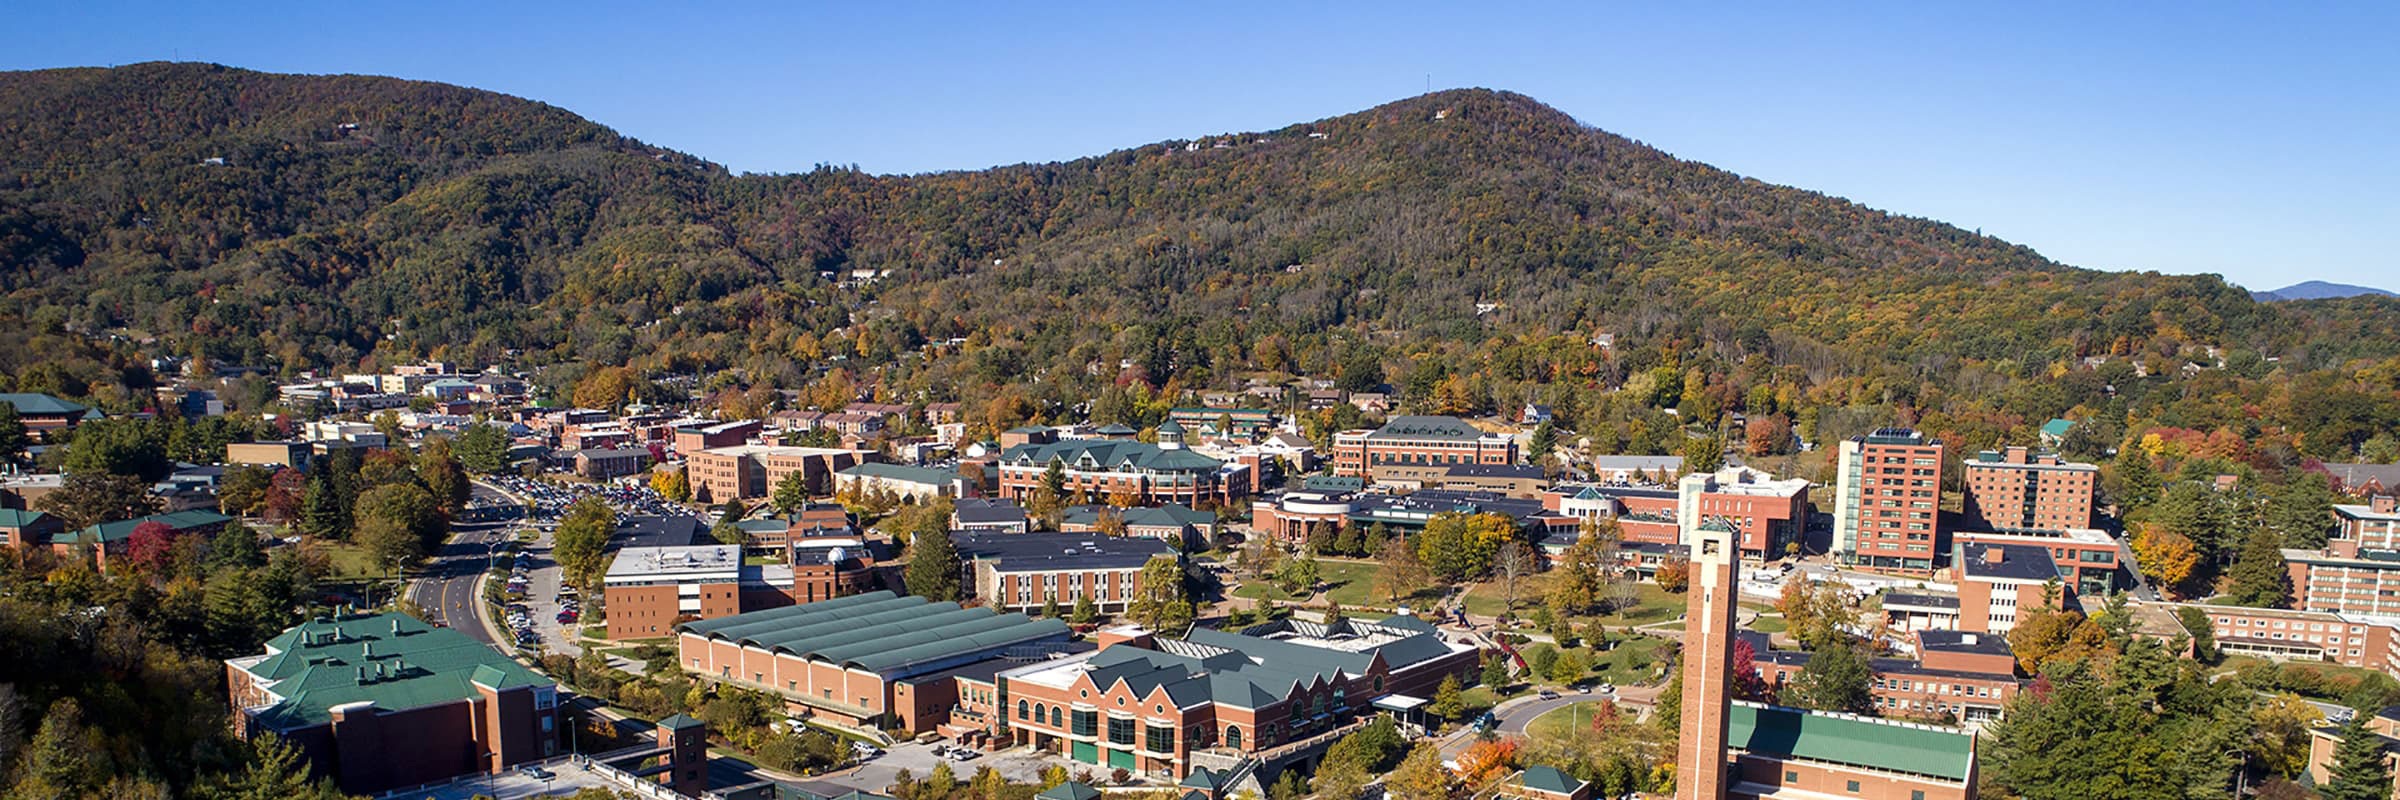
1527, 702, 1607, 740
1229, 560, 1434, 608
1748, 614, 1788, 634
317, 540, 380, 578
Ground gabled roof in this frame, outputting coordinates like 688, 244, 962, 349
1365, 415, 1486, 442
0, 393, 89, 416
2040, 418, 2075, 437
1001, 439, 1223, 473
70, 509, 231, 544
1726, 702, 1975, 781
1516, 764, 1584, 795
0, 509, 52, 528
1037, 783, 1102, 800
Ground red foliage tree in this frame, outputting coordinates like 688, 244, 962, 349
1730, 637, 1775, 703
124, 521, 177, 573
265, 467, 306, 521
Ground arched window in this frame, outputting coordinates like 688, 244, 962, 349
1018, 700, 1029, 720
1224, 726, 1242, 749
1034, 702, 1046, 723
1051, 707, 1063, 727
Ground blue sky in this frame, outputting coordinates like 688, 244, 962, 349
8, 2, 2395, 291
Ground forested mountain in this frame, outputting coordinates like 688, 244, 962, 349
5, 62, 2400, 462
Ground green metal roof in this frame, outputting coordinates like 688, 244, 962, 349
1727, 702, 1975, 781
0, 393, 89, 416
2041, 418, 2075, 437
71, 509, 231, 544
657, 713, 707, 730
0, 509, 52, 528
238, 612, 553, 730
679, 591, 1070, 676
1001, 439, 1224, 474
1037, 783, 1102, 800
1516, 765, 1584, 795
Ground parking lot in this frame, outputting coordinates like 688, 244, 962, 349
487, 472, 692, 522
498, 531, 584, 655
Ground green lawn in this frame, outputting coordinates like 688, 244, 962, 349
1526, 702, 1609, 740
1519, 634, 1673, 688
1229, 560, 1432, 608
318, 541, 381, 578
1748, 614, 1789, 634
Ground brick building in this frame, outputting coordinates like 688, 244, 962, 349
1678, 466, 1811, 561
1746, 630, 2023, 727
996, 435, 1243, 509
1954, 528, 2123, 595
1060, 504, 1215, 549
953, 531, 1176, 614
225, 612, 564, 795
677, 592, 1075, 733
2329, 495, 2400, 556
1951, 541, 2069, 634
1960, 446, 2099, 531
603, 544, 786, 639
687, 445, 877, 504
0, 509, 64, 550
952, 498, 1032, 533
59, 509, 232, 571
674, 420, 761, 454
1329, 416, 1516, 480
0, 393, 99, 441
571, 447, 651, 480
976, 616, 1478, 779
2144, 600, 2400, 675
1832, 428, 1947, 574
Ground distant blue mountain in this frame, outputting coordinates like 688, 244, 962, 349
2253, 280, 2396, 302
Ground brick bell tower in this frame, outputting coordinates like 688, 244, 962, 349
1676, 519, 1740, 800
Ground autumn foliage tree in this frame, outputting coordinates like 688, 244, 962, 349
2133, 524, 2201, 598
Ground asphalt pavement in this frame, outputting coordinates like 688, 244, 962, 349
408, 481, 521, 646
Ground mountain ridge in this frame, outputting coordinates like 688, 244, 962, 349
2, 62, 2395, 399
2253, 280, 2394, 302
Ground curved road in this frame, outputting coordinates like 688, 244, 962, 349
409, 481, 521, 646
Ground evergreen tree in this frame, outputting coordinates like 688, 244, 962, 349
0, 403, 25, 465
1791, 638, 1874, 714
2265, 473, 2338, 550
2323, 710, 2394, 800
2113, 450, 2160, 513
772, 470, 810, 514
299, 469, 345, 539
8, 699, 97, 800
207, 732, 348, 800
904, 527, 962, 602
1071, 592, 1098, 624
454, 423, 509, 474
1481, 654, 1510, 687
2226, 527, 2292, 608
1041, 593, 1061, 619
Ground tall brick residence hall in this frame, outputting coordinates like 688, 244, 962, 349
1677, 519, 1978, 800
225, 612, 565, 795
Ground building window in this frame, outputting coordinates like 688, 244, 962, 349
1146, 724, 1175, 753
1073, 710, 1098, 737
1847, 780, 1861, 793
1108, 717, 1137, 746
1785, 771, 1798, 782
1225, 726, 1242, 749
1018, 700, 1029, 720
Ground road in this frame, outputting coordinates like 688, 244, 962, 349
410, 481, 521, 646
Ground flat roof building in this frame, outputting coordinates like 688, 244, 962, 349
1833, 428, 1946, 575
1961, 446, 2099, 532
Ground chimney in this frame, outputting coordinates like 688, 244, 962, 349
1986, 547, 2004, 563
391, 618, 403, 636
2004, 446, 2030, 465
2375, 495, 2397, 514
